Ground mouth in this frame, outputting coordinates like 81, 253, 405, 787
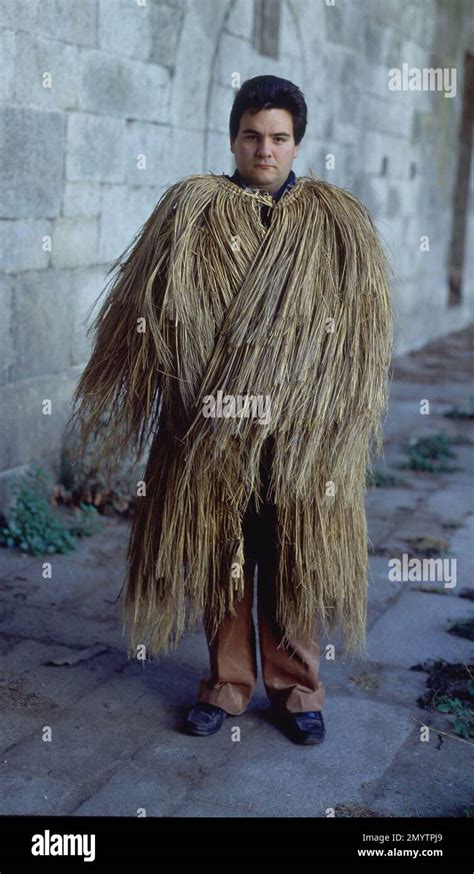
255, 164, 274, 169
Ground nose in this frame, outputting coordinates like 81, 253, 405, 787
256, 138, 273, 158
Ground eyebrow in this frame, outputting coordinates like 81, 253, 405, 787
241, 128, 291, 137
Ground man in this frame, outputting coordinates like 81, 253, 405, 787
69, 75, 392, 746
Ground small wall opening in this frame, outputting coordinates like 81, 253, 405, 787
448, 50, 474, 307
253, 0, 281, 59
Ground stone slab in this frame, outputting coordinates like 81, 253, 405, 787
367, 591, 474, 667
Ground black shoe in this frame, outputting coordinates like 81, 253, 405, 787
185, 702, 229, 736
279, 710, 326, 745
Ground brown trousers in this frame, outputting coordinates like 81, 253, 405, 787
197, 462, 326, 716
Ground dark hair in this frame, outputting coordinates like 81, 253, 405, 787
229, 75, 307, 145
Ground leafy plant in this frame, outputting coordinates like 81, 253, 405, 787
0, 465, 100, 556
415, 659, 474, 741
404, 433, 457, 472
435, 694, 474, 740
403, 535, 449, 557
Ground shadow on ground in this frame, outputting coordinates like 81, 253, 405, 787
0, 327, 473, 817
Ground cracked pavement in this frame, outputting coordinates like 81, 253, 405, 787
0, 327, 473, 817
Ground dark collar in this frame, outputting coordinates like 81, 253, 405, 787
226, 168, 296, 202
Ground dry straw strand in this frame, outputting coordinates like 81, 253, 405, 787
68, 171, 393, 660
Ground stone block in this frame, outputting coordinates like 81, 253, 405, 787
370, 726, 473, 816
206, 130, 234, 175
171, 696, 412, 816
99, 0, 184, 69
36, 0, 98, 47
363, 18, 390, 65
148, 1, 185, 69
367, 591, 474, 667
164, 125, 205, 182
399, 38, 431, 72
0, 0, 38, 30
98, 0, 153, 59
0, 26, 15, 101
324, 2, 365, 52
14, 32, 81, 110
77, 49, 170, 123
70, 264, 109, 364
66, 112, 125, 183
430, 5, 466, 59
0, 106, 64, 219
0, 372, 77, 471
336, 88, 361, 129
364, 175, 403, 218
124, 121, 203, 187
0, 219, 51, 272
225, 0, 254, 39
168, 0, 226, 129
0, 512, 127, 608
298, 141, 328, 178
11, 269, 73, 380
62, 182, 101, 217
402, 214, 430, 249
0, 600, 125, 651
0, 274, 14, 386
362, 93, 414, 139
72, 762, 188, 816
98, 185, 161, 262
215, 32, 267, 88
333, 119, 359, 147
124, 121, 169, 187
0, 639, 128, 711
362, 131, 412, 179
352, 173, 386, 216
208, 82, 235, 135
51, 216, 99, 268
373, 216, 406, 268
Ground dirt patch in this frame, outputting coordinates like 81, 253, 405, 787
411, 659, 474, 740
459, 587, 474, 601
447, 618, 474, 641
393, 325, 474, 384
403, 536, 449, 556
334, 802, 392, 817
412, 659, 473, 708
349, 671, 383, 691
0, 674, 59, 712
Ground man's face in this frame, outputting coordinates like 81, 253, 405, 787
230, 107, 299, 195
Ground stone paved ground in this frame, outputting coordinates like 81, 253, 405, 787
0, 327, 473, 817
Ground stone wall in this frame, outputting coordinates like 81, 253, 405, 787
0, 0, 473, 507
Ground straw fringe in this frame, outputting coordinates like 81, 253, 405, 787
68, 170, 393, 660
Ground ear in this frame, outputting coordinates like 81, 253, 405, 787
294, 142, 300, 158
230, 137, 235, 154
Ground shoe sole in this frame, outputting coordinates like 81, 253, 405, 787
294, 733, 325, 745
282, 718, 326, 745
185, 713, 228, 736
185, 724, 224, 736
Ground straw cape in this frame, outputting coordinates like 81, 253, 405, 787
69, 170, 393, 659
